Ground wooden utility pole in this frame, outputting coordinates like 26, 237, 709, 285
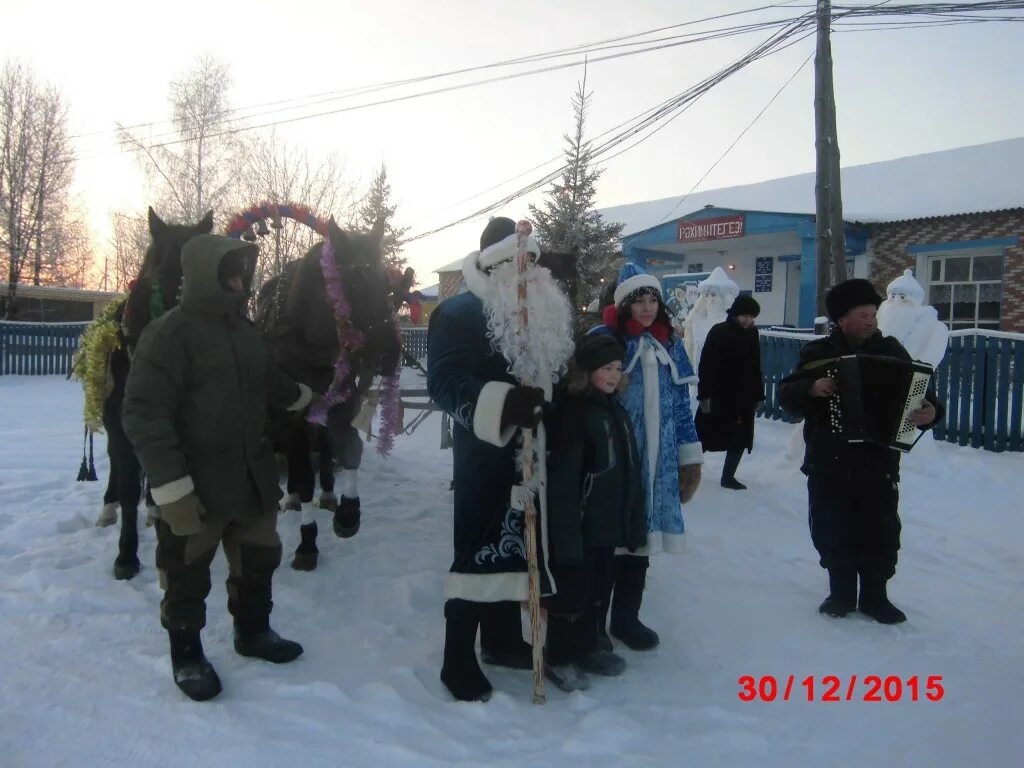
814, 0, 848, 319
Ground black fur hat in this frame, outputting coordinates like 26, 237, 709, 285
575, 333, 625, 373
729, 294, 761, 317
480, 217, 517, 251
826, 278, 883, 322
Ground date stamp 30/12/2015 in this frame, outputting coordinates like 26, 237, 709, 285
738, 675, 945, 703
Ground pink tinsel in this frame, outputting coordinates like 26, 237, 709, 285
375, 369, 402, 458
307, 237, 364, 426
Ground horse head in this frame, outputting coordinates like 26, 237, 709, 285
325, 216, 401, 378
143, 207, 215, 309
123, 208, 214, 344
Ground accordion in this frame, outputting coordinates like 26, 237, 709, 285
824, 354, 934, 453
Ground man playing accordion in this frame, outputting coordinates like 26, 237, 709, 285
780, 278, 945, 624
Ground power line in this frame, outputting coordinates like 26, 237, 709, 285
402, 16, 818, 244
84, 19, 809, 159
68, 3, 810, 143
65, 1, 1022, 168
653, 50, 816, 226
400, 0, 1023, 245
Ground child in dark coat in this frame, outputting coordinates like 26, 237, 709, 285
544, 334, 647, 692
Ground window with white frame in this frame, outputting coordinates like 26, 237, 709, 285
926, 248, 1003, 331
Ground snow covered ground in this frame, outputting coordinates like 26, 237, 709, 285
1, 375, 1021, 767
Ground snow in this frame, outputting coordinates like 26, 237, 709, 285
599, 136, 1024, 237
1, 375, 1023, 767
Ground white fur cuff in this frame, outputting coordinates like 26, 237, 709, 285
473, 381, 517, 447
151, 475, 195, 506
444, 571, 530, 602
679, 442, 705, 466
287, 383, 313, 412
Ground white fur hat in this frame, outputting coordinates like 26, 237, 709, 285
476, 231, 541, 272
613, 262, 662, 306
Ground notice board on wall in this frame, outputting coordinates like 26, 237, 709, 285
754, 256, 773, 293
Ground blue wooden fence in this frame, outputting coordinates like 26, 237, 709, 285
5, 320, 1021, 453
759, 329, 1024, 453
0, 321, 87, 376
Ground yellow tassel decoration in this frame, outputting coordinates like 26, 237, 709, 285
71, 298, 125, 434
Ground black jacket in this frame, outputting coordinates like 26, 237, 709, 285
695, 316, 765, 453
546, 388, 647, 565
779, 329, 945, 482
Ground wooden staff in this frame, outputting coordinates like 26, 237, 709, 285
515, 219, 545, 705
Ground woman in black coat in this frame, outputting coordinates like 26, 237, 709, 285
695, 295, 764, 489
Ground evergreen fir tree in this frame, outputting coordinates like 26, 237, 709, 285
529, 69, 624, 304
354, 163, 410, 273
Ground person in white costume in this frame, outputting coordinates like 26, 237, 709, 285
683, 267, 739, 384
876, 269, 950, 463
876, 269, 950, 369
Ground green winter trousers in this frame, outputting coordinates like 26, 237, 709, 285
155, 510, 283, 634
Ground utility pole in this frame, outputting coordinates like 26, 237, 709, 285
814, 0, 848, 320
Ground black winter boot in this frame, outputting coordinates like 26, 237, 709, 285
544, 613, 591, 692
610, 556, 660, 651
440, 600, 492, 702
234, 622, 304, 663
333, 497, 361, 538
229, 547, 303, 663
818, 566, 857, 617
858, 571, 907, 624
575, 605, 625, 676
720, 449, 746, 490
479, 601, 533, 669
169, 630, 221, 702
290, 522, 319, 571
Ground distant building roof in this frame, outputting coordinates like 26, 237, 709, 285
0, 283, 123, 302
415, 283, 439, 300
434, 256, 466, 274
599, 136, 1024, 237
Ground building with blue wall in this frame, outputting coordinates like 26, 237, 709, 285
620, 206, 868, 327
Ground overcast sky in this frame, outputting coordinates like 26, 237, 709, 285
2, 0, 1021, 285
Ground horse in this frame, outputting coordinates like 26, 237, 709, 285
84, 207, 214, 580
239, 207, 402, 571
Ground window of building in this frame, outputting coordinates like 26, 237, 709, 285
687, 263, 704, 273
926, 248, 1003, 331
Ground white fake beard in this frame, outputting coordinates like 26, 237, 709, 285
483, 260, 575, 388
877, 299, 921, 339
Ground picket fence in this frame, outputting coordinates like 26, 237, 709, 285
3, 321, 1021, 453
759, 328, 1024, 453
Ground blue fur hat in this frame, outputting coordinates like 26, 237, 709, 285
613, 262, 662, 306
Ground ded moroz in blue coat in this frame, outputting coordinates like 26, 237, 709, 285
426, 234, 571, 602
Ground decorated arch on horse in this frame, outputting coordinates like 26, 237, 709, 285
225, 201, 403, 457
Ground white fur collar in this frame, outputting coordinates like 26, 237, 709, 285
462, 251, 492, 301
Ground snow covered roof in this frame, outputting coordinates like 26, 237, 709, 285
415, 283, 440, 300
599, 136, 1024, 238
434, 256, 466, 275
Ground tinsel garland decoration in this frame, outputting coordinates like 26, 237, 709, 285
71, 298, 126, 433
225, 201, 327, 241
373, 324, 403, 457
306, 235, 365, 425
226, 200, 404, 457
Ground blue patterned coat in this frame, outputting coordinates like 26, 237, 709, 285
590, 324, 704, 555
426, 279, 556, 602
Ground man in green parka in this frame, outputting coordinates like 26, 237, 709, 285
123, 233, 315, 702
